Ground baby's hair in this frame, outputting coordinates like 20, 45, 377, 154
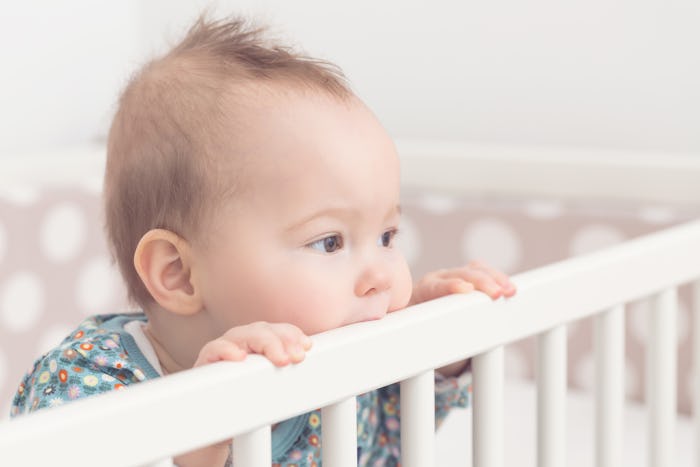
104, 15, 351, 307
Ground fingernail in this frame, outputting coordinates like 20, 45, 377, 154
290, 345, 305, 360
274, 356, 290, 367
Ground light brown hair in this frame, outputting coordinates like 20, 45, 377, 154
105, 16, 351, 307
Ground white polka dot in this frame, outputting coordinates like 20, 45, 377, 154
76, 256, 121, 315
397, 215, 421, 267
637, 206, 677, 225
40, 203, 87, 262
0, 272, 44, 332
574, 353, 639, 397
505, 345, 529, 379
0, 221, 6, 266
523, 200, 565, 219
628, 298, 689, 345
569, 224, 625, 257
461, 218, 522, 273
416, 193, 459, 215
36, 324, 74, 356
0, 184, 40, 205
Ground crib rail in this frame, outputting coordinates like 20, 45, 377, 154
2, 219, 700, 466
397, 140, 700, 205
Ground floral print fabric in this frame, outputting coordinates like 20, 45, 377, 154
11, 313, 471, 466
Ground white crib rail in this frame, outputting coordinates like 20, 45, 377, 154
1, 219, 700, 466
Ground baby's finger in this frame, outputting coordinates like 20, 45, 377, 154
271, 323, 313, 351
246, 330, 292, 367
411, 276, 474, 304
194, 339, 247, 367
273, 326, 312, 363
437, 278, 475, 297
452, 268, 504, 299
467, 261, 517, 296
283, 340, 308, 364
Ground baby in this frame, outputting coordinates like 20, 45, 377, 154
11, 16, 516, 466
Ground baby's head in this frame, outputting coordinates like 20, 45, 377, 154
105, 17, 412, 345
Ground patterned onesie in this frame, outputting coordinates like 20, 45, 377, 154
12, 313, 471, 466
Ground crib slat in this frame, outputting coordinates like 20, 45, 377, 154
233, 425, 271, 466
472, 346, 504, 467
400, 370, 435, 467
537, 325, 566, 467
322, 396, 357, 467
594, 304, 624, 467
693, 280, 700, 467
648, 288, 677, 467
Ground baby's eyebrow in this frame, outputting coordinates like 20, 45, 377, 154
285, 207, 357, 232
286, 204, 402, 232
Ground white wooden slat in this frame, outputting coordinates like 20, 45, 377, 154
233, 425, 271, 467
648, 288, 678, 467
537, 325, 566, 467
322, 397, 357, 467
400, 370, 436, 467
595, 304, 624, 467
472, 346, 504, 467
693, 280, 700, 467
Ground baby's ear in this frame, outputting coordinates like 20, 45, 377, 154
134, 229, 203, 315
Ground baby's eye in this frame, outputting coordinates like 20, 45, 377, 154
308, 234, 344, 253
378, 229, 398, 248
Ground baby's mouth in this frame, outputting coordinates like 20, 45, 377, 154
355, 292, 391, 321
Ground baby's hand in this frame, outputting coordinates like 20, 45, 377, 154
193, 322, 312, 368
409, 260, 516, 305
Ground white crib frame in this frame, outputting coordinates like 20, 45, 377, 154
1, 141, 699, 467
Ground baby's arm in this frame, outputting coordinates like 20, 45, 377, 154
409, 260, 516, 377
174, 322, 312, 467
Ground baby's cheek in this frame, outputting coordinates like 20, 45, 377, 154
389, 257, 413, 311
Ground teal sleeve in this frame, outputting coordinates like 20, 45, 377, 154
355, 368, 471, 465
11, 330, 147, 416
434, 369, 472, 429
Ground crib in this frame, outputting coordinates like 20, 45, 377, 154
0, 141, 699, 466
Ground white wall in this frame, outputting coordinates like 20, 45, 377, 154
1, 0, 699, 158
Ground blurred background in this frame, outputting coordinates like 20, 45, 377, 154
1, 0, 699, 426
1, 0, 698, 157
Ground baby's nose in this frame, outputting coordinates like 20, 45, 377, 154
354, 260, 391, 297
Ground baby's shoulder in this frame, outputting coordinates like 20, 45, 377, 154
10, 312, 150, 416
